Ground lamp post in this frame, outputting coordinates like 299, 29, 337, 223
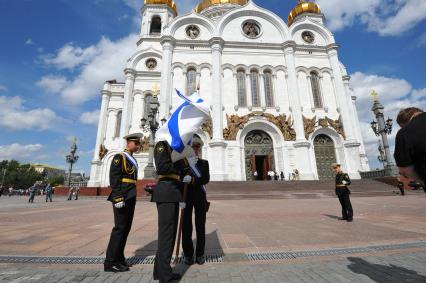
66, 138, 79, 187
370, 90, 397, 175
140, 85, 166, 179
377, 140, 386, 169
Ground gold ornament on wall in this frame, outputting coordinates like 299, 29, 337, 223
201, 118, 213, 139
99, 144, 109, 160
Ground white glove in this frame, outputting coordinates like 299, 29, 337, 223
114, 201, 125, 209
179, 202, 186, 209
183, 175, 192, 184
187, 156, 199, 167
342, 180, 348, 185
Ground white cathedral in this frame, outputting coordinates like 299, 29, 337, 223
88, 0, 370, 187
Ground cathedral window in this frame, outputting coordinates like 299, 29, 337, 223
150, 16, 162, 34
144, 94, 153, 119
237, 69, 247, 107
114, 111, 122, 138
250, 70, 260, 107
263, 70, 274, 107
310, 71, 323, 108
186, 68, 197, 95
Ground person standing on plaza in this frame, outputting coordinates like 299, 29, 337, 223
280, 171, 285, 181
8, 186, 13, 197
182, 136, 210, 266
28, 184, 36, 203
104, 133, 141, 273
253, 170, 258, 180
67, 185, 75, 201
74, 186, 80, 200
394, 107, 426, 186
0, 186, 3, 197
152, 139, 191, 282
396, 178, 405, 196
333, 164, 353, 222
45, 183, 53, 202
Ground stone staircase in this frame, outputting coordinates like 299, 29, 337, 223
202, 179, 398, 200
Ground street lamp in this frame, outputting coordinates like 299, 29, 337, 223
66, 138, 79, 187
370, 90, 396, 175
140, 89, 163, 179
377, 140, 386, 169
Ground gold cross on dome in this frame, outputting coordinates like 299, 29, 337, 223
371, 90, 379, 101
153, 83, 160, 96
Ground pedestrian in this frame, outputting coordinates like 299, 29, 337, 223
182, 136, 210, 266
74, 186, 80, 200
45, 183, 53, 202
0, 186, 3, 197
253, 170, 258, 180
152, 139, 191, 282
28, 184, 36, 203
8, 186, 13, 197
67, 186, 75, 201
396, 178, 405, 196
332, 163, 353, 222
280, 171, 285, 181
104, 133, 141, 273
274, 172, 279, 181
394, 107, 426, 186
294, 169, 300, 180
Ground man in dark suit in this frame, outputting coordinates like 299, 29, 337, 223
182, 137, 210, 265
333, 163, 353, 222
152, 140, 192, 282
104, 133, 141, 272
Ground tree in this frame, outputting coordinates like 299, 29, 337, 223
0, 160, 44, 189
47, 175, 65, 186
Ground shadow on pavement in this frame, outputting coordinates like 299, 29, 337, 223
347, 257, 426, 282
323, 214, 340, 220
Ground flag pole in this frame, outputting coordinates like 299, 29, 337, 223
174, 183, 188, 264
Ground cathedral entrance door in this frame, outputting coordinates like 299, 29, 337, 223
314, 134, 337, 180
245, 130, 274, 181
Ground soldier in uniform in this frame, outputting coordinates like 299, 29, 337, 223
333, 163, 353, 222
104, 133, 142, 273
152, 140, 192, 282
182, 136, 210, 265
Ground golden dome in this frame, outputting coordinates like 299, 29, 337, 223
195, 0, 248, 14
288, 1, 322, 26
144, 0, 178, 15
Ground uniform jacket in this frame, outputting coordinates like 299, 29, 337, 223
108, 149, 137, 204
186, 159, 210, 203
152, 141, 187, 203
335, 172, 351, 193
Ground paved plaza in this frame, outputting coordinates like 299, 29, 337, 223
0, 191, 425, 282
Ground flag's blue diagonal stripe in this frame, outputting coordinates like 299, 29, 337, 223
169, 101, 190, 153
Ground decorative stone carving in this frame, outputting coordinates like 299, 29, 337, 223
141, 136, 150, 153
302, 31, 315, 44
326, 116, 346, 140
303, 115, 317, 139
242, 21, 261, 38
146, 58, 157, 70
201, 118, 213, 139
186, 25, 200, 39
223, 112, 296, 141
99, 144, 108, 160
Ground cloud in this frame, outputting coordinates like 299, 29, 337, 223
25, 38, 34, 45
80, 110, 100, 125
41, 34, 138, 105
350, 72, 426, 168
317, 0, 426, 36
36, 75, 69, 94
0, 96, 60, 131
0, 144, 43, 161
417, 33, 426, 47
0, 85, 7, 92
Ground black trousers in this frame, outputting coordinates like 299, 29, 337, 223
182, 198, 207, 258
154, 202, 179, 283
45, 193, 52, 202
336, 189, 353, 220
105, 197, 136, 265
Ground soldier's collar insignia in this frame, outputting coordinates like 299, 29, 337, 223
114, 159, 120, 165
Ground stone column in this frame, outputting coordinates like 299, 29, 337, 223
327, 45, 356, 141
246, 72, 252, 110
259, 73, 266, 110
306, 74, 315, 111
319, 75, 327, 112
160, 36, 175, 119
88, 89, 111, 187
272, 73, 278, 110
119, 68, 136, 148
209, 37, 227, 181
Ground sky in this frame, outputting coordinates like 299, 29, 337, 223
0, 0, 425, 175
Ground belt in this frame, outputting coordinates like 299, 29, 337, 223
121, 178, 137, 184
158, 174, 181, 181
336, 185, 348, 188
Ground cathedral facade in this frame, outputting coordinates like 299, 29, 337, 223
88, 0, 370, 187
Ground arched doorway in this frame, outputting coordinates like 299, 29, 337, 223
314, 134, 337, 180
244, 130, 274, 181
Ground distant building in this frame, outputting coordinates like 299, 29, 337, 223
32, 164, 66, 179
